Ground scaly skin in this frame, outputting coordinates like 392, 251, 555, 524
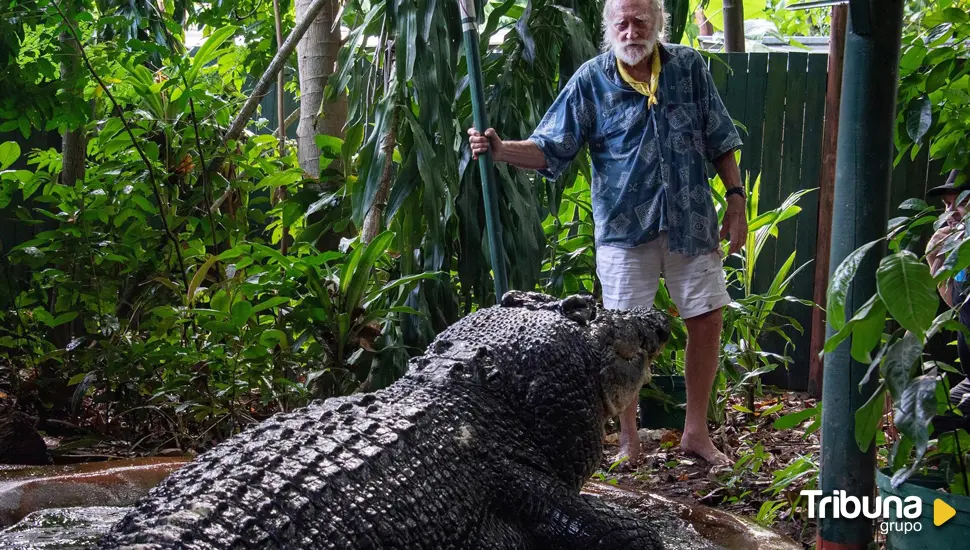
95, 291, 670, 549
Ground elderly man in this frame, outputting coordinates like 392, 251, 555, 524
467, 0, 746, 466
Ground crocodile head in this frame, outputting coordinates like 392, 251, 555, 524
588, 304, 671, 418
498, 290, 671, 419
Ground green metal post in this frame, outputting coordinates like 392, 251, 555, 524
458, 0, 509, 302
819, 1, 903, 548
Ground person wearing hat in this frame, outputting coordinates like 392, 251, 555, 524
926, 167, 970, 429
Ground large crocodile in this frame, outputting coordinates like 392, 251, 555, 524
95, 291, 671, 549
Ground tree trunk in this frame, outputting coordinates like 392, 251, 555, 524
59, 30, 85, 187
722, 0, 745, 52
295, 0, 347, 178
208, 0, 337, 176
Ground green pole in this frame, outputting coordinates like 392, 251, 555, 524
458, 0, 509, 302
819, 1, 903, 548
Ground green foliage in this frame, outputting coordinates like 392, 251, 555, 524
713, 159, 815, 421
0, 5, 423, 449
824, 190, 970, 492
334, 0, 604, 335
762, 1, 831, 38
895, 0, 970, 175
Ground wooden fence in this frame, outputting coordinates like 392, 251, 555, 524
707, 51, 952, 391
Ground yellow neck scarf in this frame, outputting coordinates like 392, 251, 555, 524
617, 46, 662, 107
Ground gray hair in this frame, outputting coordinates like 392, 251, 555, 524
601, 0, 667, 50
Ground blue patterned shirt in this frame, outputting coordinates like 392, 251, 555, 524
529, 44, 743, 256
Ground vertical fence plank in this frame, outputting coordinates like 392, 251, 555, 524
710, 53, 730, 97
787, 53, 828, 391
725, 53, 750, 129
763, 52, 808, 389
750, 53, 789, 388
740, 53, 769, 184
752, 53, 788, 296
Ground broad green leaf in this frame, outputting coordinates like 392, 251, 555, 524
925, 60, 952, 93
0, 142, 20, 170
772, 406, 819, 430
354, 95, 396, 225
882, 332, 923, 402
891, 434, 914, 472
251, 296, 290, 314
202, 321, 238, 336
364, 271, 444, 307
231, 300, 253, 328
51, 312, 78, 327
876, 251, 938, 339
850, 295, 886, 363
68, 372, 90, 386
22, 172, 44, 201
483, 0, 517, 38
256, 171, 302, 189
343, 231, 395, 315
899, 44, 928, 74
315, 135, 343, 157
891, 375, 939, 488
825, 293, 881, 354
187, 255, 219, 305
826, 239, 881, 334
259, 329, 288, 349
210, 289, 229, 313
937, 237, 970, 280
897, 198, 929, 211
855, 382, 886, 452
943, 7, 970, 24
0, 180, 13, 209
824, 316, 855, 354
186, 25, 238, 85
905, 96, 932, 144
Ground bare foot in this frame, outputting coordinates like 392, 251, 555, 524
680, 432, 731, 467
614, 430, 641, 470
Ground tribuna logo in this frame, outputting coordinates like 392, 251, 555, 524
801, 490, 921, 520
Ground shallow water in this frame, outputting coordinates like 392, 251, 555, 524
0, 506, 129, 549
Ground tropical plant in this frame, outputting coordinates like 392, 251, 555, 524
330, 0, 606, 349
825, 193, 970, 494
0, 9, 435, 450
712, 161, 816, 420
894, 0, 970, 175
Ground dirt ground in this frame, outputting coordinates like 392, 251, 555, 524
600, 389, 821, 548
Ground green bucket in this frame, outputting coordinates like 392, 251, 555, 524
875, 467, 970, 549
638, 375, 687, 429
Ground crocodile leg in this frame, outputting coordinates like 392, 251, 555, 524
528, 491, 664, 550
500, 465, 664, 550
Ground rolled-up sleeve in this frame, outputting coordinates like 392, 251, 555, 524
528, 76, 590, 181
696, 54, 743, 163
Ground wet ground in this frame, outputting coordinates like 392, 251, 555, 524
0, 506, 129, 549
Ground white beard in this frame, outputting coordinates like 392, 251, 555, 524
613, 38, 656, 66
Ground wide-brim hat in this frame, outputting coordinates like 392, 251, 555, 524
927, 167, 970, 198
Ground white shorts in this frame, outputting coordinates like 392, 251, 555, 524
595, 233, 731, 319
